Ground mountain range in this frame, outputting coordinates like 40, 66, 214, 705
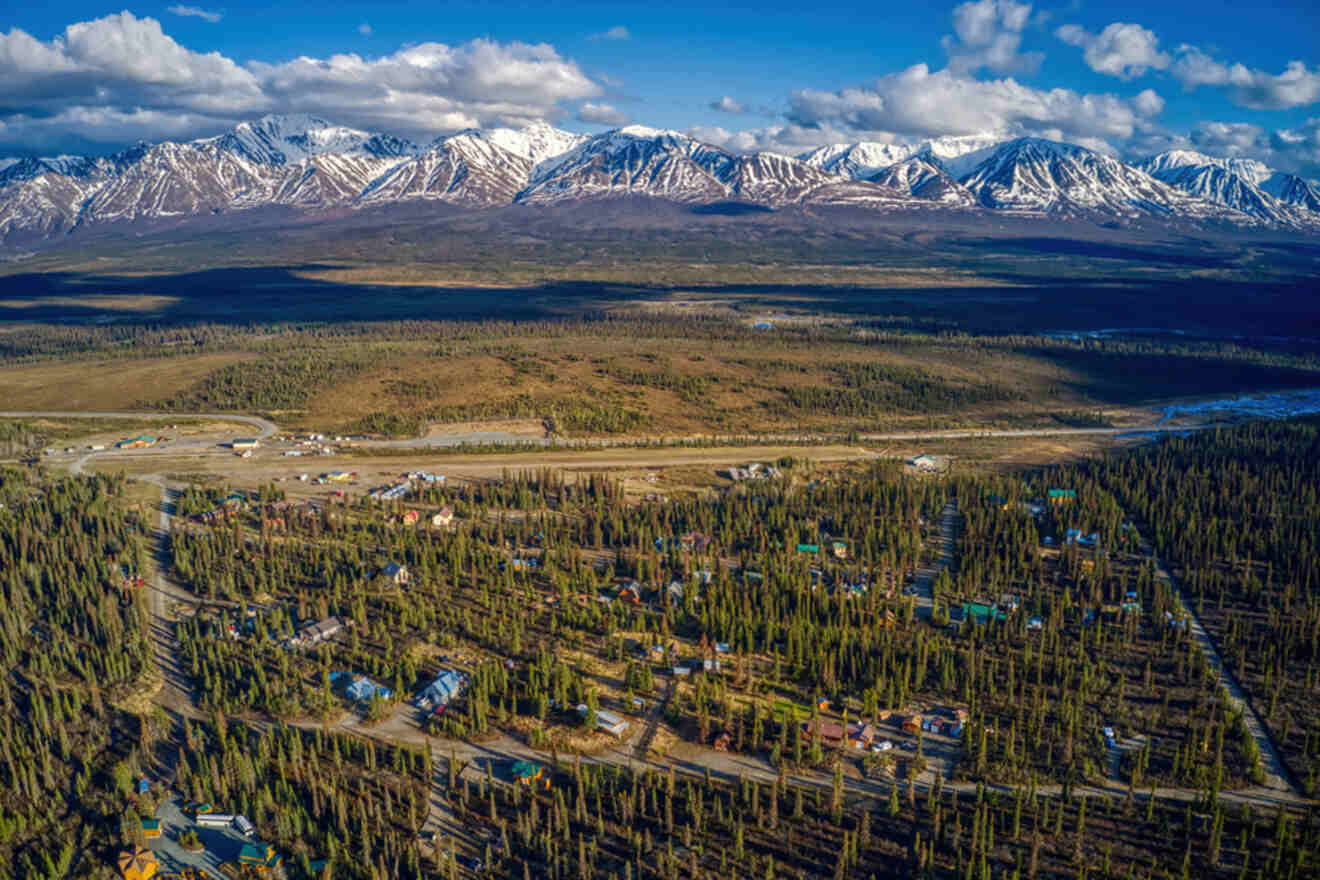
2, 115, 1318, 244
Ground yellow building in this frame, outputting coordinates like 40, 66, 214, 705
116, 845, 158, 880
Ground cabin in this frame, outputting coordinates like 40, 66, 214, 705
831, 541, 848, 559
900, 715, 922, 734
801, 718, 847, 747
140, 818, 161, 839
1048, 488, 1077, 504
711, 731, 733, 751
432, 506, 454, 527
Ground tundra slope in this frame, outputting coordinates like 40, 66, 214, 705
2, 115, 1319, 243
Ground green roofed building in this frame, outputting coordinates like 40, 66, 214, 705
1048, 489, 1077, 503
796, 543, 819, 554
963, 602, 1007, 624
237, 843, 282, 871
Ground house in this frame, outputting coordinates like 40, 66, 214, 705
417, 670, 466, 707
232, 438, 259, 450
961, 602, 1006, 625
849, 722, 877, 749
1027, 617, 1044, 631
577, 705, 629, 736
237, 843, 282, 872
713, 642, 730, 654
116, 435, 157, 449
711, 731, 733, 751
345, 676, 392, 703
297, 617, 342, 646
801, 719, 847, 747
432, 506, 454, 527
512, 761, 548, 788
140, 818, 161, 839
116, 846, 159, 880
1064, 529, 1098, 547
618, 586, 642, 605
381, 561, 410, 586
401, 510, 420, 526
909, 454, 941, 472
900, 715, 922, 734
1048, 488, 1077, 504
831, 541, 848, 559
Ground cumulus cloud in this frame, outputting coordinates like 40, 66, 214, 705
785, 63, 1154, 148
710, 96, 746, 113
167, 5, 222, 24
0, 12, 602, 148
942, 0, 1043, 75
1132, 88, 1165, 117
1170, 47, 1320, 110
1055, 22, 1169, 79
588, 26, 630, 41
575, 102, 630, 125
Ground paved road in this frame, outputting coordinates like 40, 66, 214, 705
0, 410, 278, 437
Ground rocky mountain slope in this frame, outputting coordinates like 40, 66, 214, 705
1, 115, 1317, 243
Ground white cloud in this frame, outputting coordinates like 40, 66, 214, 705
786, 63, 1151, 148
588, 26, 630, 41
1171, 47, 1320, 110
167, 5, 222, 24
0, 13, 604, 147
1132, 88, 1164, 117
942, 0, 1043, 75
575, 102, 630, 125
710, 96, 746, 113
357, 22, 372, 36
1055, 22, 1169, 80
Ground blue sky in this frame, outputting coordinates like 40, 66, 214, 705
1, 1, 1318, 174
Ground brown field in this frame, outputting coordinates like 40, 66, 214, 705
0, 353, 247, 411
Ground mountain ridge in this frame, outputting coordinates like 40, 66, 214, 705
1, 115, 1317, 243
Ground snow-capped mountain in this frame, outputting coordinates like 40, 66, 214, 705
1, 115, 1317, 243
960, 138, 1229, 219
800, 142, 915, 179
1139, 150, 1316, 225
358, 133, 535, 207
869, 155, 975, 206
